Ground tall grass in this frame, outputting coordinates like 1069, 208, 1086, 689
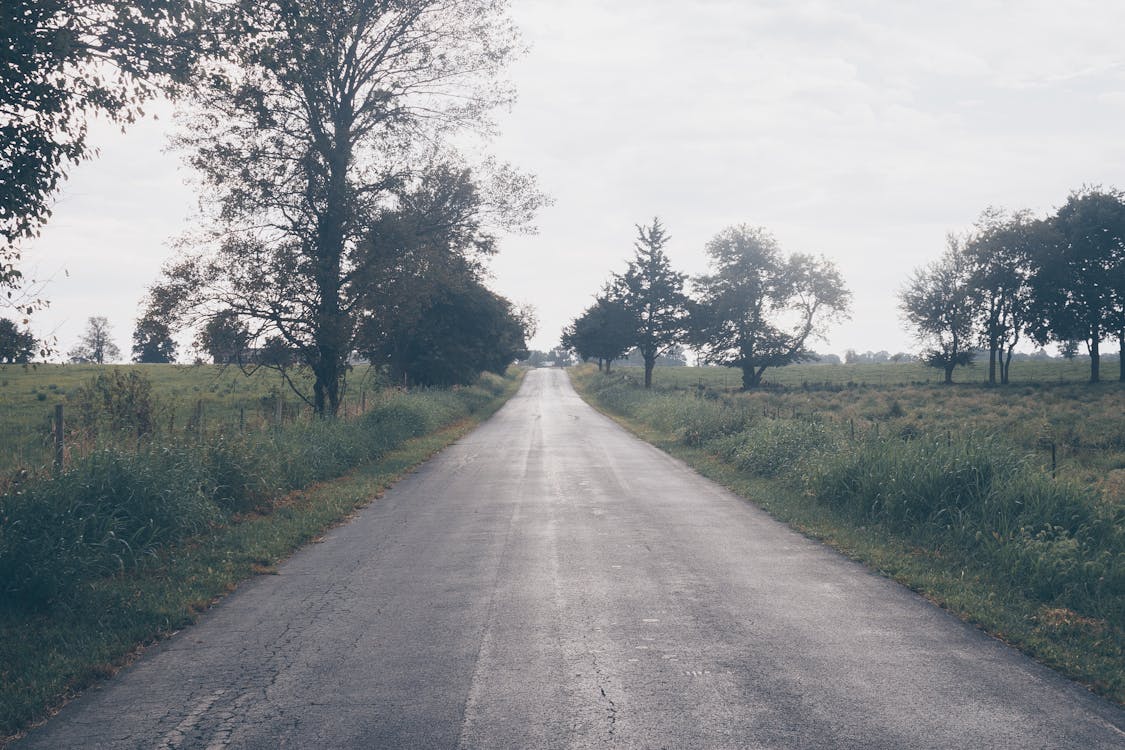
0, 373, 510, 608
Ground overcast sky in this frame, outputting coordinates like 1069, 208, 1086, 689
21, 0, 1125, 360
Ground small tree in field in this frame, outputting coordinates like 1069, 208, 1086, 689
68, 316, 121, 364
132, 314, 177, 363
900, 235, 978, 384
612, 218, 689, 388
195, 310, 250, 364
690, 225, 850, 389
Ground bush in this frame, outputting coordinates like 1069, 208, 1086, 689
73, 370, 160, 437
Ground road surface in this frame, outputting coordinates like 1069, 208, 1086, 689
18, 368, 1125, 748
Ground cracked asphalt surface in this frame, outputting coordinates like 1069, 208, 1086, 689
18, 368, 1125, 749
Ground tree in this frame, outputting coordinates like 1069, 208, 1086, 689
258, 335, 296, 369
964, 207, 1042, 384
350, 163, 536, 387
612, 219, 689, 388
1028, 187, 1125, 383
690, 225, 850, 389
132, 314, 177, 363
561, 295, 635, 372
68, 316, 121, 364
360, 272, 529, 387
195, 310, 251, 364
148, 0, 537, 414
1, 0, 201, 293
0, 317, 38, 363
900, 235, 978, 384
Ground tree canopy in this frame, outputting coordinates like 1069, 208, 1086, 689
132, 314, 177, 363
690, 225, 850, 389
1028, 187, 1125, 383
361, 270, 529, 387
561, 295, 635, 372
0, 317, 38, 363
1, 0, 200, 293
964, 208, 1043, 384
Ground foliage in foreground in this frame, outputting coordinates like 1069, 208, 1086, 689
574, 367, 1124, 698
0, 373, 510, 607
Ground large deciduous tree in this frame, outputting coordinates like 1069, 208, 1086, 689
1, 0, 200, 293
1028, 187, 1125, 383
964, 207, 1044, 385
690, 225, 850, 390
900, 235, 978, 384
361, 270, 528, 386
351, 162, 535, 386
149, 0, 536, 414
612, 219, 689, 388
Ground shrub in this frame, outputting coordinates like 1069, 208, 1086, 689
73, 370, 160, 437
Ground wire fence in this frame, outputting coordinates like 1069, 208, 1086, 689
0, 391, 375, 480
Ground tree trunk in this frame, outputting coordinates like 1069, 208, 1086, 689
643, 354, 655, 388
605, 358, 612, 374
944, 363, 955, 384
1119, 331, 1124, 382
741, 365, 763, 390
987, 344, 998, 385
1001, 346, 1014, 385
1089, 334, 1100, 384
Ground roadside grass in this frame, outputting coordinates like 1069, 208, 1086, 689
0, 371, 522, 742
627, 364, 1125, 494
570, 365, 1124, 705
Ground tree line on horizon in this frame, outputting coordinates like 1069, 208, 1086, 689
904, 186, 1125, 384
565, 186, 1125, 389
562, 218, 852, 390
901, 186, 1125, 385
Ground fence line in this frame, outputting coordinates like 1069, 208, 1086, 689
2, 393, 378, 481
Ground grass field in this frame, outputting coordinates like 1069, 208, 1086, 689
648, 356, 1108, 387
0, 364, 385, 476
627, 361, 1125, 496
571, 363, 1124, 702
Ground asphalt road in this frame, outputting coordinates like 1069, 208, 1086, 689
18, 368, 1125, 749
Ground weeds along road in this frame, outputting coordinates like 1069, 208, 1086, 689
18, 369, 1125, 749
